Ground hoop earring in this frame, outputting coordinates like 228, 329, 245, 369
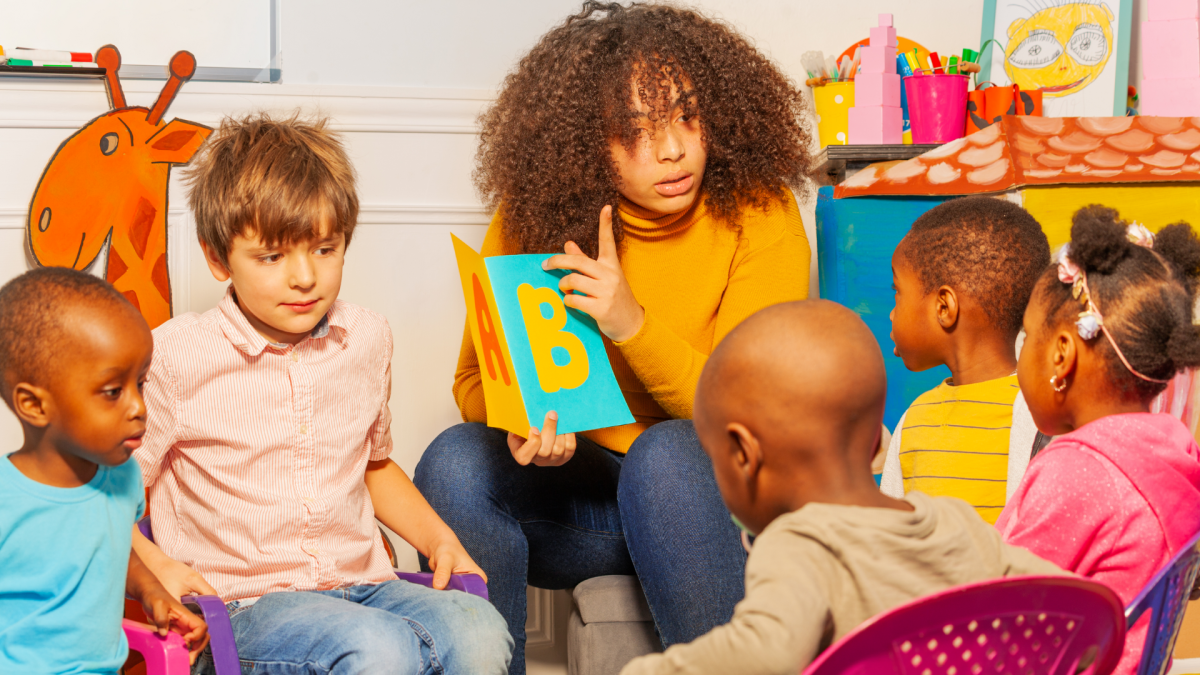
1050, 375, 1068, 393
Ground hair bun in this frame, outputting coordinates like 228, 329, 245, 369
1153, 223, 1200, 297
1069, 204, 1133, 275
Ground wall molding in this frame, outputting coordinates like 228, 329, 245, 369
0, 205, 491, 230
526, 587, 556, 648
0, 80, 492, 134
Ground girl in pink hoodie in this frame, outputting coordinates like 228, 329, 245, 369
997, 205, 1200, 675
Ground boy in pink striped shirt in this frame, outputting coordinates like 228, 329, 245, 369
130, 114, 512, 674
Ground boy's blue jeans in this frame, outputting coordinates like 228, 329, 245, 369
195, 579, 512, 674
413, 420, 748, 675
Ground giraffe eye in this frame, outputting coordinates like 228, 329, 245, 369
100, 132, 119, 156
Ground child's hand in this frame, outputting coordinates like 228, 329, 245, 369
508, 410, 576, 467
140, 586, 210, 665
154, 556, 220, 600
545, 205, 645, 343
427, 536, 488, 590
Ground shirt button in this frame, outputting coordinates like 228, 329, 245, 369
299, 425, 307, 435
291, 352, 299, 362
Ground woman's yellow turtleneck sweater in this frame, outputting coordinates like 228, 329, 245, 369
453, 191, 811, 452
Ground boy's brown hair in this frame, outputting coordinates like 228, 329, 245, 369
184, 113, 359, 266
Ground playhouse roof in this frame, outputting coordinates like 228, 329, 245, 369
832, 116, 1200, 199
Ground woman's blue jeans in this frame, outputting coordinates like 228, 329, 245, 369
413, 420, 747, 675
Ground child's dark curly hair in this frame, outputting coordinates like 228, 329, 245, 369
1036, 205, 1200, 402
899, 196, 1050, 336
475, 1, 815, 256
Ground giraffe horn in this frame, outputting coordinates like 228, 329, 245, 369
146, 51, 196, 126
95, 45, 125, 110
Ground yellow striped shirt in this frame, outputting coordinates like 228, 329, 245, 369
899, 375, 1020, 524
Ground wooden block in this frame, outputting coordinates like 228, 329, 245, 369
1149, 0, 1200, 21
848, 106, 903, 144
1142, 19, 1200, 79
860, 46, 898, 74
1141, 76, 1200, 115
871, 26, 898, 48
855, 72, 901, 107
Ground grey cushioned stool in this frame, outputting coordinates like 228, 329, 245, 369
568, 575, 662, 675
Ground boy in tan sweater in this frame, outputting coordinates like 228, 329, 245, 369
621, 300, 1064, 675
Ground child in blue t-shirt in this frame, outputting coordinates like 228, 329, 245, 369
0, 268, 207, 674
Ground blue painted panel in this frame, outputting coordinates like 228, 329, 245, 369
816, 186, 953, 429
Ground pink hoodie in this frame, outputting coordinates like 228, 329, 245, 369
996, 413, 1200, 675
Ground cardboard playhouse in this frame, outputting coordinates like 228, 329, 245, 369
817, 115, 1200, 433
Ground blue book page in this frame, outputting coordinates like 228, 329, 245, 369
485, 254, 634, 435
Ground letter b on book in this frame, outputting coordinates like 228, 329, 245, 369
452, 235, 632, 436
517, 284, 589, 392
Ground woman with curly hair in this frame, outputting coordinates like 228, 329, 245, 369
414, 3, 815, 670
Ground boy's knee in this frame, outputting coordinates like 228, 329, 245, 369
323, 613, 423, 675
442, 593, 513, 673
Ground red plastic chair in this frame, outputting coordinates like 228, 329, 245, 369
135, 516, 488, 675
801, 576, 1126, 675
1125, 529, 1200, 675
123, 620, 190, 674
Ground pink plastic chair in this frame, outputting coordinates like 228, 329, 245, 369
123, 619, 190, 674
1125, 529, 1200, 675
802, 576, 1126, 675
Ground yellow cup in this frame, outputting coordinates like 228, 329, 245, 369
813, 82, 856, 147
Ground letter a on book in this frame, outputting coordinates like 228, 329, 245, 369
452, 235, 633, 435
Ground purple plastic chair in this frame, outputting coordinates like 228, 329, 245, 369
1125, 529, 1200, 675
137, 516, 488, 675
123, 619, 190, 674
801, 576, 1126, 675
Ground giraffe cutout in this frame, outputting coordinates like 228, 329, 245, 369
27, 45, 211, 328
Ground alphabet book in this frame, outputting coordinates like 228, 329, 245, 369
452, 235, 634, 436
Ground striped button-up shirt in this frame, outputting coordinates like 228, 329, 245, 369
135, 289, 397, 601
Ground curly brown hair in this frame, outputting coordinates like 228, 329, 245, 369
475, 1, 815, 256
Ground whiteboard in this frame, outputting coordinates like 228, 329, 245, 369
3, 0, 278, 81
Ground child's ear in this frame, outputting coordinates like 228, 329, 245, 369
935, 286, 959, 330
200, 242, 231, 282
12, 383, 52, 428
1053, 329, 1079, 388
727, 422, 763, 481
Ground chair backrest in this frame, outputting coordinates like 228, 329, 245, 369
802, 576, 1126, 675
1125, 529, 1200, 675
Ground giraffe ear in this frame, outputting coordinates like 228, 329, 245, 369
145, 118, 212, 164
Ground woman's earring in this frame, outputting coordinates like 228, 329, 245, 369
1050, 375, 1068, 393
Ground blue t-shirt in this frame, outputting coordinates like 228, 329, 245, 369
0, 454, 144, 675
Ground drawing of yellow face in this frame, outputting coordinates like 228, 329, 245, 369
1004, 2, 1114, 98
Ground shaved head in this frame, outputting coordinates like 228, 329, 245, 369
0, 267, 136, 407
697, 300, 887, 472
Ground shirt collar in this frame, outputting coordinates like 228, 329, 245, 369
217, 287, 343, 356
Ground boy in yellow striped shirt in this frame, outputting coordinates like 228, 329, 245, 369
879, 197, 1051, 523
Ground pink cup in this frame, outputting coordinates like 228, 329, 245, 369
904, 74, 968, 144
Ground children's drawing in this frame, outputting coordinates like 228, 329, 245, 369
452, 235, 633, 435
26, 45, 211, 329
980, 0, 1131, 116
